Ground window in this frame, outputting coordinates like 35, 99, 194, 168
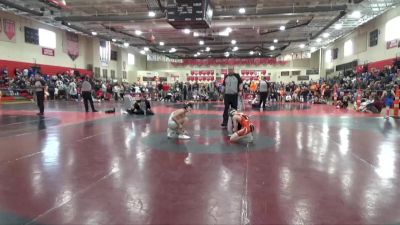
332, 48, 339, 60
344, 40, 353, 57
128, 53, 135, 65
281, 71, 289, 76
94, 67, 100, 77
102, 69, 108, 79
369, 29, 379, 47
39, 28, 56, 49
325, 49, 332, 63
111, 51, 118, 61
385, 16, 400, 41
292, 71, 301, 76
111, 70, 116, 79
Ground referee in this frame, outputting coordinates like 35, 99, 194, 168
221, 69, 242, 128
34, 74, 46, 116
81, 77, 97, 112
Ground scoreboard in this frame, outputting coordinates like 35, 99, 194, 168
167, 0, 213, 29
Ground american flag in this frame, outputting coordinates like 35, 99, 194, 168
100, 40, 111, 63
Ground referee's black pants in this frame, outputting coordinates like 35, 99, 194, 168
222, 93, 238, 126
36, 91, 45, 114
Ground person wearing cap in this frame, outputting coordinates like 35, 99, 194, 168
228, 109, 255, 143
167, 102, 193, 139
221, 69, 243, 128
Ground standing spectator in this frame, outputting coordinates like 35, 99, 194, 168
81, 77, 97, 112
48, 79, 56, 100
221, 71, 242, 128
69, 79, 78, 101
113, 84, 120, 101
34, 74, 46, 116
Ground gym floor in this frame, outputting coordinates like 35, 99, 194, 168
0, 101, 399, 225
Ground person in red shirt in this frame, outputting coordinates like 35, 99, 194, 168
228, 109, 255, 143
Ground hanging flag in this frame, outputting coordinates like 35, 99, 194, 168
66, 32, 79, 61
99, 40, 111, 66
4, 19, 15, 40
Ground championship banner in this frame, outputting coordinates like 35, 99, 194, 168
386, 39, 399, 49
66, 32, 79, 60
0, 19, 16, 43
173, 58, 287, 66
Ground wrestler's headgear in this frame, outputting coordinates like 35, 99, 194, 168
229, 109, 237, 117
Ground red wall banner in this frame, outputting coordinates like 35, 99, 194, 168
42, 48, 55, 56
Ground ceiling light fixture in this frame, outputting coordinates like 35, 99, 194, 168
273, 39, 278, 43
335, 23, 343, 30
169, 48, 176, 53
279, 26, 286, 31
299, 44, 305, 48
112, 39, 116, 42
310, 47, 317, 52
316, 38, 322, 43
159, 41, 165, 46
270, 46, 275, 50
149, 11, 156, 17
232, 46, 239, 51
140, 50, 146, 55
199, 40, 204, 45
91, 31, 97, 36
225, 52, 230, 57
183, 29, 191, 34
323, 33, 330, 38
193, 32, 199, 37
205, 47, 210, 52
231, 40, 237, 45
135, 30, 142, 35
239, 8, 246, 14
194, 54, 198, 57
249, 51, 254, 55
123, 42, 129, 47
226, 27, 233, 33
144, 47, 150, 51
351, 11, 361, 18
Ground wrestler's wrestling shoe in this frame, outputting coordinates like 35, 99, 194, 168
178, 134, 191, 140
167, 129, 178, 139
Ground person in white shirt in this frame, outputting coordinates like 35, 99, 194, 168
69, 80, 78, 100
34, 74, 46, 116
81, 77, 97, 112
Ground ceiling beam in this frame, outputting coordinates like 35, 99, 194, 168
0, 0, 44, 16
311, 11, 347, 39
54, 5, 347, 22
214, 5, 348, 18
54, 13, 165, 22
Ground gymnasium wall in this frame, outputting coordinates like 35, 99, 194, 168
0, 10, 146, 82
321, 6, 400, 77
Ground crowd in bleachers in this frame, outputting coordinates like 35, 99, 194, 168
1, 65, 399, 114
